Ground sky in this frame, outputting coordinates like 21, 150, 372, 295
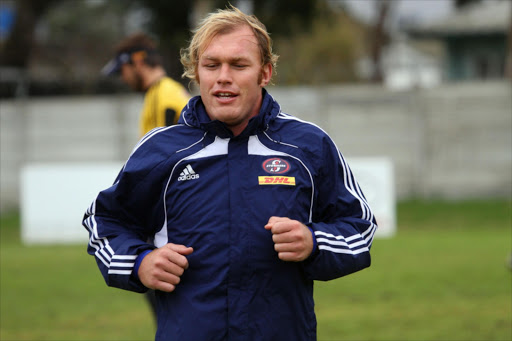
340, 0, 454, 28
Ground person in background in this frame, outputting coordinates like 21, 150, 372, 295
102, 32, 190, 137
85, 6, 377, 340
101, 32, 190, 323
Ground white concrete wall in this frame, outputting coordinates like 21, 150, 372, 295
1, 81, 511, 213
270, 81, 512, 200
1, 94, 142, 213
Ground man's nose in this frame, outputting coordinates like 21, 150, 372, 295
217, 64, 232, 84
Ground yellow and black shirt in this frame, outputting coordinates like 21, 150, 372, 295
139, 77, 190, 136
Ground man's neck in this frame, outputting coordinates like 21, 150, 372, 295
143, 67, 166, 91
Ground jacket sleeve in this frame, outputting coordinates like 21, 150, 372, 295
302, 134, 377, 281
82, 133, 168, 292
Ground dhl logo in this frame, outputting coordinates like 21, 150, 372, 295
258, 176, 296, 186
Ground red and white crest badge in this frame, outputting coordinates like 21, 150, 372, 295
262, 158, 290, 174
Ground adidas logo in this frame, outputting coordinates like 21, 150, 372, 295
178, 164, 200, 181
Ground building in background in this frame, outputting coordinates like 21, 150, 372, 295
410, 0, 511, 81
357, 34, 444, 91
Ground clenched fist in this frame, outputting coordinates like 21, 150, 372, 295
264, 216, 314, 262
138, 243, 194, 292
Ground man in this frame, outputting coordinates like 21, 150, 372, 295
84, 6, 377, 341
102, 33, 190, 137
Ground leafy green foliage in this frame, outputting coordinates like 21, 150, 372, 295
132, 0, 195, 79
273, 10, 369, 85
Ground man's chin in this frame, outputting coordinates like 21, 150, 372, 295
213, 114, 244, 128
210, 109, 237, 122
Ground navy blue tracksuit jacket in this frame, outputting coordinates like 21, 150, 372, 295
83, 90, 377, 340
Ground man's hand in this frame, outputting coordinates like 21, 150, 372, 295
264, 216, 314, 262
138, 243, 194, 292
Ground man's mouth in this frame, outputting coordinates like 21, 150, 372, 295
215, 92, 237, 98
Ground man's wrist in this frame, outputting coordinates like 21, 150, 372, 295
307, 226, 318, 258
132, 249, 153, 280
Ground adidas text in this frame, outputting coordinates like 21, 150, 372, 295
178, 174, 200, 181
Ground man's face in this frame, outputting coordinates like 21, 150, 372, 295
120, 63, 144, 92
197, 25, 272, 136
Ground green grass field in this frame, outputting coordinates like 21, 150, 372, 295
1, 200, 511, 340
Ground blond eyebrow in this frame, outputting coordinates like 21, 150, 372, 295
201, 55, 252, 64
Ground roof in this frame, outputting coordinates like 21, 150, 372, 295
411, 0, 511, 37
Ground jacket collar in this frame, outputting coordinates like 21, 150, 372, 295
179, 89, 280, 138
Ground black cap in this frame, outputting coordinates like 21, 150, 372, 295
101, 49, 154, 76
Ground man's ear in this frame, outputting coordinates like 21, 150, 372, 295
260, 63, 272, 87
131, 51, 147, 63
131, 51, 147, 69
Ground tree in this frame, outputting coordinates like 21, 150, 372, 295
454, 0, 482, 9
273, 7, 368, 85
369, 0, 393, 83
0, 0, 59, 67
211, 0, 324, 37
252, 0, 324, 36
507, 0, 512, 79
132, 0, 194, 80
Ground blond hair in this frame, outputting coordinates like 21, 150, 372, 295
180, 6, 278, 84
